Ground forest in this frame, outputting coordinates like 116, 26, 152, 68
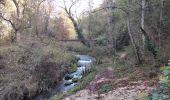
0, 0, 170, 100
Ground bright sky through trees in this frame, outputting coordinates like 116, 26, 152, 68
54, 0, 103, 16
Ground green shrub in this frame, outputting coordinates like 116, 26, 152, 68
99, 82, 112, 93
137, 92, 149, 100
160, 66, 170, 88
149, 90, 170, 100
149, 66, 170, 100
70, 63, 77, 72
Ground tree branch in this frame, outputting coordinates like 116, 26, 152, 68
68, 0, 79, 14
0, 14, 17, 31
12, 0, 20, 17
37, 0, 46, 12
92, 6, 127, 14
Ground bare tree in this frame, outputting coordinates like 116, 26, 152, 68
0, 0, 32, 42
88, 0, 92, 39
91, 0, 141, 63
126, 0, 141, 64
60, 0, 88, 46
0, 15, 19, 42
158, 0, 164, 49
141, 0, 145, 48
105, 0, 115, 54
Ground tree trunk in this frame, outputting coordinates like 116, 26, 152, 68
141, 0, 145, 48
44, 15, 49, 34
11, 31, 17, 42
61, 0, 89, 46
69, 15, 89, 46
127, 0, 141, 64
88, 0, 93, 47
158, 0, 164, 50
126, 14, 141, 64
12, 0, 20, 18
106, 0, 115, 54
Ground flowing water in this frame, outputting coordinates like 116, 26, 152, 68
33, 55, 94, 100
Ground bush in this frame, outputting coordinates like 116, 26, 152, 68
0, 38, 75, 100
149, 66, 170, 100
99, 82, 112, 93
70, 63, 77, 73
160, 66, 170, 88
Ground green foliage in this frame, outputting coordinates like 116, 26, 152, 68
67, 42, 92, 53
149, 90, 170, 100
64, 81, 73, 86
160, 66, 170, 88
149, 66, 170, 100
70, 63, 77, 72
95, 35, 108, 46
137, 92, 149, 100
72, 77, 80, 83
99, 82, 112, 93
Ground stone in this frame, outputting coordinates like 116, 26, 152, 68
168, 60, 170, 66
65, 75, 73, 80
64, 81, 73, 86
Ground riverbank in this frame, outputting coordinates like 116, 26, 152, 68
0, 38, 75, 100
33, 55, 96, 100
0, 41, 161, 100
50, 64, 96, 100
64, 67, 155, 100
50, 42, 160, 100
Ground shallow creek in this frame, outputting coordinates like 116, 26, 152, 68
33, 55, 94, 100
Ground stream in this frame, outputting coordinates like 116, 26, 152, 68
33, 55, 95, 100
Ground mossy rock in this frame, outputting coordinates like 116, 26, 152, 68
72, 77, 81, 83
64, 81, 73, 86
65, 75, 73, 80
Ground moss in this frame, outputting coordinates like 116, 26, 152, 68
64, 81, 73, 86
70, 63, 77, 73
72, 77, 81, 83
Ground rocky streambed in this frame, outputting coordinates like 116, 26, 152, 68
33, 55, 95, 100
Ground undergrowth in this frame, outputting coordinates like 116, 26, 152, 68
98, 82, 113, 94
0, 37, 75, 100
149, 66, 170, 100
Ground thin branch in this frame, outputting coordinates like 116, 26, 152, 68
60, 6, 70, 15
0, 14, 17, 31
68, 0, 79, 14
92, 6, 127, 14
20, 0, 28, 15
37, 0, 46, 12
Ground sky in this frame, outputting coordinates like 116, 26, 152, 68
53, 0, 103, 16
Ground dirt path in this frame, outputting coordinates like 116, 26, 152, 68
64, 67, 154, 100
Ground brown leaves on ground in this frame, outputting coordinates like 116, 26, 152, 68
86, 67, 115, 92
64, 67, 155, 100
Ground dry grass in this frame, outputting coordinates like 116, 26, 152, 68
0, 37, 75, 100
